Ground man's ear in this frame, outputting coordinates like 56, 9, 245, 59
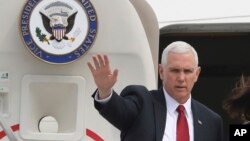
158, 64, 164, 80
194, 66, 201, 82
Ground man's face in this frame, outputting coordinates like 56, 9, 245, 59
159, 52, 201, 104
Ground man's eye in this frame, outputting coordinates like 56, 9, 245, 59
184, 69, 194, 73
169, 68, 194, 74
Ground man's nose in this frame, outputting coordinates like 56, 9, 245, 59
177, 71, 185, 81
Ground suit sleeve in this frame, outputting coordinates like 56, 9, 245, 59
92, 85, 150, 131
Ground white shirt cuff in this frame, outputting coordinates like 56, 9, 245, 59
94, 90, 113, 104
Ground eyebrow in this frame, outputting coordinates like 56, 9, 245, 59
168, 66, 197, 70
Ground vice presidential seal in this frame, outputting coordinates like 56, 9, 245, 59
20, 0, 98, 64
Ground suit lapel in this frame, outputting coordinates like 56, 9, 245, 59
191, 100, 204, 141
152, 88, 166, 141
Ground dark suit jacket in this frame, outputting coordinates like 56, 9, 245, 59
93, 85, 224, 141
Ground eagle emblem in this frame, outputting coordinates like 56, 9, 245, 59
20, 0, 98, 64
39, 1, 77, 43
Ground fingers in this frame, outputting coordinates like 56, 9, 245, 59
103, 54, 109, 66
93, 55, 100, 69
87, 54, 118, 92
87, 54, 109, 71
97, 54, 105, 67
113, 69, 119, 81
87, 62, 95, 74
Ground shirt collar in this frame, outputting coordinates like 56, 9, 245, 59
163, 87, 192, 118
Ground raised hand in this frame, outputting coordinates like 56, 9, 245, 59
87, 54, 118, 99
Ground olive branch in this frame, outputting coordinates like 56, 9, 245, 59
36, 27, 50, 45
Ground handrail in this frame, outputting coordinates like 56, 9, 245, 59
0, 114, 18, 141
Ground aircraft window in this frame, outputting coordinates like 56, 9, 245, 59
38, 116, 59, 133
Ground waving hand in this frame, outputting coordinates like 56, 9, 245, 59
87, 54, 118, 99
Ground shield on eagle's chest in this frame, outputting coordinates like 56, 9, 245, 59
52, 25, 66, 41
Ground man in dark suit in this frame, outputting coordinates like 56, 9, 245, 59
87, 41, 224, 141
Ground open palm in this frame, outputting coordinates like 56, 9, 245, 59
87, 54, 118, 99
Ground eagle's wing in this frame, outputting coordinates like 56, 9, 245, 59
39, 12, 52, 34
66, 12, 78, 34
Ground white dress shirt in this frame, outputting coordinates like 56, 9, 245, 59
162, 88, 194, 141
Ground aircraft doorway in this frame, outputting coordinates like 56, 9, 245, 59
159, 23, 250, 141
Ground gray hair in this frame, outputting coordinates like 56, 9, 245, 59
161, 41, 199, 66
